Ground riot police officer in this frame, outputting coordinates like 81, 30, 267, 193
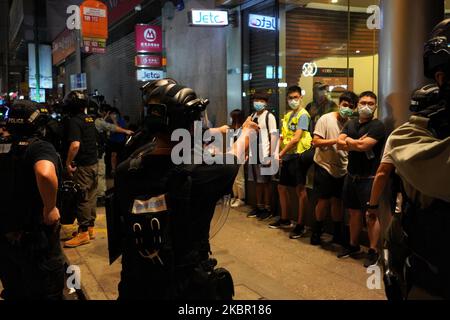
380, 19, 450, 300
111, 79, 258, 300
63, 91, 99, 248
0, 100, 64, 300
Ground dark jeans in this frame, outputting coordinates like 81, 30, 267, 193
0, 224, 65, 300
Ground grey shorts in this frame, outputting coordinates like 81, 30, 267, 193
248, 164, 272, 184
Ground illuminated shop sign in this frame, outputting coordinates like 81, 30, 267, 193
302, 62, 318, 77
137, 69, 164, 82
188, 10, 229, 26
249, 14, 276, 31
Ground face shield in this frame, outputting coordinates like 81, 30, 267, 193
209, 194, 232, 240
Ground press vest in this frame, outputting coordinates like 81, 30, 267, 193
281, 108, 312, 154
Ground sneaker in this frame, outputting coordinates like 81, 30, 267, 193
337, 245, 361, 259
269, 219, 293, 229
289, 224, 307, 239
257, 209, 272, 221
60, 224, 78, 241
88, 226, 96, 240
64, 231, 90, 248
364, 249, 380, 268
331, 233, 345, 246
310, 232, 322, 245
247, 208, 262, 218
231, 199, 245, 208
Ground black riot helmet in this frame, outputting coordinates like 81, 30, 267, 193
63, 91, 89, 115
6, 100, 49, 137
424, 19, 450, 79
141, 78, 209, 133
410, 84, 440, 112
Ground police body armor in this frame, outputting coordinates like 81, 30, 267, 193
0, 138, 40, 234
384, 101, 450, 300
107, 138, 234, 300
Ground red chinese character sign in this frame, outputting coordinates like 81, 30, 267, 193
135, 24, 162, 53
135, 55, 162, 68
80, 0, 108, 39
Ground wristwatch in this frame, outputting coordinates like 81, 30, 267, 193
366, 202, 379, 210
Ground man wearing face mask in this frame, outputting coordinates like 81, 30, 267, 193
306, 82, 339, 133
310, 91, 358, 246
247, 92, 278, 220
269, 86, 312, 238
336, 91, 386, 262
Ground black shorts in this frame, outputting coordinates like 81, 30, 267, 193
342, 175, 374, 210
109, 141, 125, 153
313, 164, 345, 199
279, 154, 307, 187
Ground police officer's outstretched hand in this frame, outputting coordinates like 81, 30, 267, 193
43, 206, 61, 226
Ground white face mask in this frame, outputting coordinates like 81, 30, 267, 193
358, 104, 375, 118
288, 99, 301, 110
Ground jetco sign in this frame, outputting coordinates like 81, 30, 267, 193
137, 69, 164, 82
188, 10, 229, 26
249, 14, 276, 31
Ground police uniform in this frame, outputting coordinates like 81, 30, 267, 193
67, 113, 98, 232
0, 106, 64, 300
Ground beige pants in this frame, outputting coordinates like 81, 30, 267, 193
97, 155, 106, 198
73, 164, 98, 230
232, 165, 245, 200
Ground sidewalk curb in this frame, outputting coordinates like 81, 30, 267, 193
63, 246, 110, 300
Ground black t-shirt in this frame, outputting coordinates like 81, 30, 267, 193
341, 118, 386, 176
1, 139, 60, 232
68, 114, 98, 166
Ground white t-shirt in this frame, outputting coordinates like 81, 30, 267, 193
250, 110, 278, 160
313, 112, 348, 178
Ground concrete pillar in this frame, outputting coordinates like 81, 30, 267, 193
378, 0, 444, 132
163, 0, 227, 127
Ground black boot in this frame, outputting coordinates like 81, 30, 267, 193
310, 221, 323, 246
332, 221, 345, 246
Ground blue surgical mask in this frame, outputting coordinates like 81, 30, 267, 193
253, 102, 267, 112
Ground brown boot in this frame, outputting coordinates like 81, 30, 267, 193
88, 227, 96, 240
64, 231, 90, 248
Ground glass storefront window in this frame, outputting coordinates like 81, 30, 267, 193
281, 0, 380, 116
242, 0, 280, 118
241, 0, 381, 119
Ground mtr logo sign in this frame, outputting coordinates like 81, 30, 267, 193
249, 14, 276, 31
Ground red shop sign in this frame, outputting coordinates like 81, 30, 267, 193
135, 24, 162, 53
135, 55, 162, 68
